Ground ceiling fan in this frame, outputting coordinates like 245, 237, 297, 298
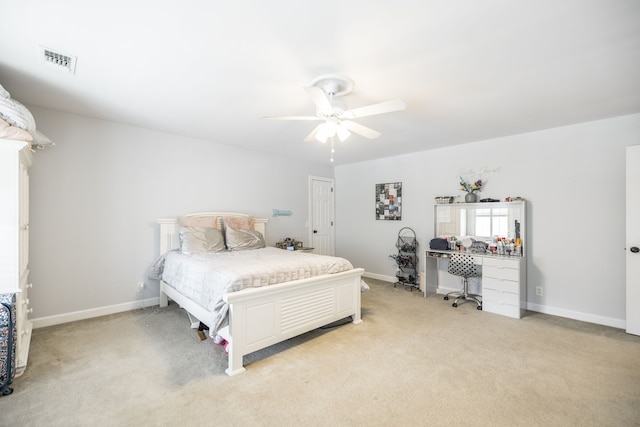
263, 74, 406, 162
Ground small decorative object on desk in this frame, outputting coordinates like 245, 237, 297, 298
435, 196, 455, 204
275, 238, 303, 250
459, 176, 482, 203
469, 241, 487, 253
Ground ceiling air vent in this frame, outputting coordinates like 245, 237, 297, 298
39, 46, 77, 74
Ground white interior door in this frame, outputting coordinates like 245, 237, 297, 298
626, 145, 640, 335
309, 177, 335, 256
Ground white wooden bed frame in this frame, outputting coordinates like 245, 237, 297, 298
157, 212, 364, 376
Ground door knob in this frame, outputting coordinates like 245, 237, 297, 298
313, 230, 318, 234
631, 247, 640, 253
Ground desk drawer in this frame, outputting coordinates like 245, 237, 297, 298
483, 265, 519, 281
483, 300, 521, 318
482, 277, 519, 294
483, 287, 519, 306
483, 257, 519, 269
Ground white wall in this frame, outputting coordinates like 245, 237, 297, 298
335, 113, 640, 328
25, 107, 640, 329
27, 107, 333, 324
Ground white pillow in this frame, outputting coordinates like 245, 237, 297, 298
179, 226, 226, 254
225, 226, 265, 251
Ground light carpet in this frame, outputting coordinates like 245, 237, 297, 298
2, 279, 640, 426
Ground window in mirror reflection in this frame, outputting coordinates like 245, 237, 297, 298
434, 202, 524, 247
474, 208, 508, 238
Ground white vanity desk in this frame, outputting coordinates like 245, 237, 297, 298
427, 201, 527, 319
424, 250, 526, 318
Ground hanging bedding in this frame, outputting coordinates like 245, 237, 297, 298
0, 83, 54, 148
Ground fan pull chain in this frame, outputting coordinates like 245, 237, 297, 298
330, 137, 335, 162
329, 91, 335, 162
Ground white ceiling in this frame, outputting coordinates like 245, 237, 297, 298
1, 0, 639, 165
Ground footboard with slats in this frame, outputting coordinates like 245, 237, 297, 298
221, 267, 364, 375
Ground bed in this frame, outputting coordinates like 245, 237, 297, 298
156, 212, 365, 375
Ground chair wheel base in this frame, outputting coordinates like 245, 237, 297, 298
477, 305, 482, 310
444, 296, 449, 300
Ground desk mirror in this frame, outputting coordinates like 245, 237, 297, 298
434, 201, 525, 249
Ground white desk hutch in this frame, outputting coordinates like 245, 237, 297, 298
425, 201, 527, 319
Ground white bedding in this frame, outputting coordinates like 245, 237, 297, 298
161, 247, 356, 333
0, 83, 54, 147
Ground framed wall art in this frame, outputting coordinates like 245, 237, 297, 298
376, 182, 402, 220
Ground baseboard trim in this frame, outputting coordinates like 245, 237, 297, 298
526, 302, 625, 329
29, 280, 625, 331
31, 297, 160, 329
363, 272, 624, 329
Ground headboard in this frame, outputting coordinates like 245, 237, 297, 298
157, 212, 268, 254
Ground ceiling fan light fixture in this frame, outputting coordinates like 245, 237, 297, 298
336, 125, 351, 142
315, 121, 338, 143
264, 74, 406, 162
315, 125, 332, 143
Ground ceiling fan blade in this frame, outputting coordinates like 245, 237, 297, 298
262, 115, 320, 121
343, 99, 406, 119
304, 86, 332, 110
341, 120, 381, 139
304, 124, 325, 142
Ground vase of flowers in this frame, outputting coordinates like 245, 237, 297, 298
459, 177, 482, 203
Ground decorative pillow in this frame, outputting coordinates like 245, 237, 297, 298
225, 226, 265, 251
179, 226, 226, 254
178, 215, 219, 229
223, 215, 255, 231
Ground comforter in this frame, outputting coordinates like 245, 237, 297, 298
156, 247, 358, 333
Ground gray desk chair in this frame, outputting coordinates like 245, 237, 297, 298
444, 253, 482, 310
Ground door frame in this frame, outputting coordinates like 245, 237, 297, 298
308, 175, 335, 255
626, 145, 640, 335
